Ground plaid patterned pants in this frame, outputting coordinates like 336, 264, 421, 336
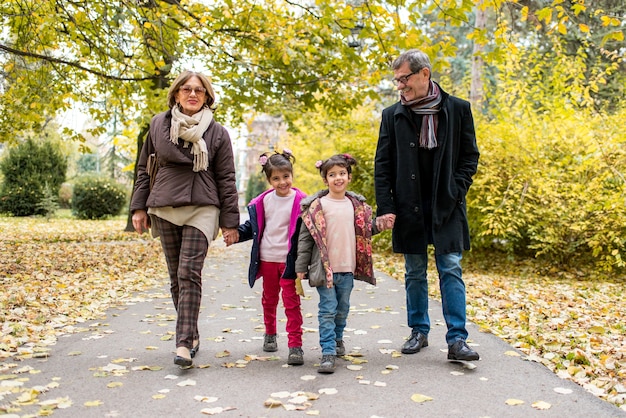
153, 216, 209, 350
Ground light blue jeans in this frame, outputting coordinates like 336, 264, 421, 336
316, 272, 354, 355
404, 252, 468, 345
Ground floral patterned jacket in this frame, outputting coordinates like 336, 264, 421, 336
295, 189, 379, 288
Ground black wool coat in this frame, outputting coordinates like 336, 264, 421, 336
374, 84, 480, 255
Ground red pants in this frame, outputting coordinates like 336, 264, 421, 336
259, 261, 303, 348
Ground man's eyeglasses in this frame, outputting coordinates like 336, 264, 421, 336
392, 70, 419, 86
179, 86, 206, 96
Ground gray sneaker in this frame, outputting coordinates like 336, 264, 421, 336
318, 354, 335, 374
335, 340, 345, 356
263, 334, 277, 352
287, 347, 304, 366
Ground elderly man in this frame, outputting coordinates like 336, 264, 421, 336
374, 49, 480, 361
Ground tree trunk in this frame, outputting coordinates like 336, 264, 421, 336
124, 124, 150, 232
470, 2, 486, 113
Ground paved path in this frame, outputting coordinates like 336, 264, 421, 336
3, 241, 624, 417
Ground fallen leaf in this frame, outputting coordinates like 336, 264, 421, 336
318, 388, 338, 395
177, 379, 197, 387
201, 406, 236, 415
106, 382, 123, 388
84, 400, 103, 407
411, 393, 433, 403
554, 387, 573, 394
288, 395, 308, 404
194, 395, 218, 403
532, 401, 551, 410
505, 398, 524, 406
264, 398, 283, 408
270, 391, 291, 398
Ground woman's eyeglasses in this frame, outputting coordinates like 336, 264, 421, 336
179, 86, 206, 96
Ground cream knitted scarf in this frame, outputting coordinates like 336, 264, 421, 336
170, 106, 213, 172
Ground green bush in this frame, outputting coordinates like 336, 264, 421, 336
58, 182, 73, 209
245, 171, 268, 205
72, 176, 127, 220
468, 108, 626, 272
0, 139, 67, 216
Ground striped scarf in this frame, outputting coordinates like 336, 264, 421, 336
400, 80, 442, 149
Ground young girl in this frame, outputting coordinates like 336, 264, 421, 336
227, 149, 307, 366
296, 154, 383, 374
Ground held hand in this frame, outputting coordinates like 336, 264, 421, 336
222, 228, 239, 246
132, 210, 150, 234
297, 272, 306, 280
376, 213, 396, 231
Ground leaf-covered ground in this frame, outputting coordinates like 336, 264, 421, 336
0, 217, 165, 356
374, 255, 626, 409
1, 217, 625, 411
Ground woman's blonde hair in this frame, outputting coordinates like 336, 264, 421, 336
167, 70, 217, 110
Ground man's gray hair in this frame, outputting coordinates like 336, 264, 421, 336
392, 49, 432, 75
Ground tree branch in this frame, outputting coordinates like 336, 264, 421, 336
0, 43, 159, 82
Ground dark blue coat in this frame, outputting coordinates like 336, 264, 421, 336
374, 84, 480, 255
237, 188, 306, 287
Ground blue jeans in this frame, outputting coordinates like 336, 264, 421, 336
316, 273, 354, 355
404, 252, 468, 345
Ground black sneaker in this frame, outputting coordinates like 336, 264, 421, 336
287, 347, 304, 366
335, 340, 345, 356
448, 340, 480, 361
263, 334, 277, 352
318, 354, 335, 374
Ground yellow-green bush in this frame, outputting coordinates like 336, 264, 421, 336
469, 108, 626, 272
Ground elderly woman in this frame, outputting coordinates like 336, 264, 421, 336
131, 70, 239, 367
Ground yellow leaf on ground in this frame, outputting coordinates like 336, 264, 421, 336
106, 382, 123, 388
504, 351, 521, 357
411, 393, 433, 403
84, 400, 103, 407
264, 398, 283, 408
505, 398, 524, 405
532, 400, 551, 410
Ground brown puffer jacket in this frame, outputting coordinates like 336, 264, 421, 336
130, 109, 240, 229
